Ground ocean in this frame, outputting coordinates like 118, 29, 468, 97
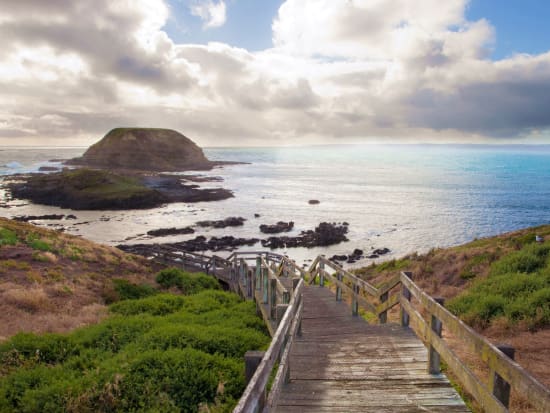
2, 144, 550, 268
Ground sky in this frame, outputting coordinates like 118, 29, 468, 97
1, 0, 550, 147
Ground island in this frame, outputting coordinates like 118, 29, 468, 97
6, 128, 235, 210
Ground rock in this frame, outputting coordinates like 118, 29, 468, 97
65, 215, 77, 220
13, 214, 65, 222
308, 199, 320, 205
147, 227, 195, 237
330, 254, 348, 262
254, 213, 261, 218
119, 235, 259, 254
353, 248, 363, 257
196, 217, 246, 228
367, 254, 379, 259
67, 128, 214, 171
261, 222, 348, 249
259, 221, 294, 234
373, 247, 390, 255
38, 166, 60, 172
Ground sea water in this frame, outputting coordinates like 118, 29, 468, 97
1, 144, 550, 268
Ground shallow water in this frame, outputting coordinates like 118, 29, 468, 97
1, 144, 550, 268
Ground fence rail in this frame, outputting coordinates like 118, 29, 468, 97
137, 246, 550, 412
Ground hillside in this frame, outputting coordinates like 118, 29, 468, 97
0, 217, 162, 339
0, 218, 270, 412
355, 224, 550, 409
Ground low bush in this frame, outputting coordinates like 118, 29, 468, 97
0, 283, 268, 412
112, 278, 158, 300
156, 268, 220, 294
0, 227, 18, 245
448, 242, 550, 329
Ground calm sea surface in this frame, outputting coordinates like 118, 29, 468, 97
1, 144, 550, 268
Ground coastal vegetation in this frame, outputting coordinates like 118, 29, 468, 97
0, 218, 270, 412
355, 224, 550, 394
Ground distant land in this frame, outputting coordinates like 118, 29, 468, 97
5, 128, 238, 210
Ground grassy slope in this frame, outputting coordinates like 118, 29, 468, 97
0, 217, 163, 339
354, 225, 550, 410
0, 219, 270, 412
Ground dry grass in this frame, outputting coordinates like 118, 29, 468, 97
0, 217, 161, 339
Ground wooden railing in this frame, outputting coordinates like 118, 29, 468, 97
140, 246, 550, 412
307, 257, 550, 412
233, 278, 304, 413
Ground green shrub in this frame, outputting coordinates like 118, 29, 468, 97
449, 242, 550, 329
25, 233, 53, 252
0, 227, 18, 246
109, 294, 186, 316
112, 279, 158, 300
156, 268, 220, 294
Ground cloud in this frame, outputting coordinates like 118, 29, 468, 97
0, 0, 549, 146
190, 1, 226, 29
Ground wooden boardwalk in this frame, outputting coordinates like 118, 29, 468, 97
274, 285, 470, 412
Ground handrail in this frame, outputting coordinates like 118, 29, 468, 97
400, 272, 550, 413
133, 245, 550, 411
234, 279, 304, 413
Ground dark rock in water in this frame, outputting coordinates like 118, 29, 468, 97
66, 214, 77, 220
67, 128, 214, 171
308, 199, 320, 205
373, 247, 390, 255
367, 254, 379, 259
119, 235, 259, 254
347, 258, 356, 264
38, 166, 60, 172
147, 227, 195, 237
343, 222, 349, 226
259, 221, 294, 234
254, 213, 261, 218
353, 248, 363, 257
261, 222, 348, 249
13, 214, 65, 222
196, 217, 246, 228
330, 254, 348, 262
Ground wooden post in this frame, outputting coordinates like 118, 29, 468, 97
247, 269, 253, 298
282, 290, 290, 304
428, 297, 445, 374
319, 260, 325, 287
336, 271, 342, 301
255, 256, 262, 291
379, 291, 389, 324
270, 279, 277, 320
401, 272, 412, 327
276, 304, 288, 325
245, 351, 265, 383
292, 278, 300, 291
262, 267, 269, 304
352, 284, 359, 316
240, 259, 246, 290
492, 345, 515, 408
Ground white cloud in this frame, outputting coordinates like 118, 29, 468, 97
0, 0, 550, 146
190, 1, 226, 29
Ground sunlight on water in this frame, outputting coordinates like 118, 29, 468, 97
2, 144, 550, 268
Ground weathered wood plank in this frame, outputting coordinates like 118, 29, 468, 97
271, 285, 469, 413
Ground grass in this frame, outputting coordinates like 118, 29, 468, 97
448, 242, 550, 330
0, 271, 269, 412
